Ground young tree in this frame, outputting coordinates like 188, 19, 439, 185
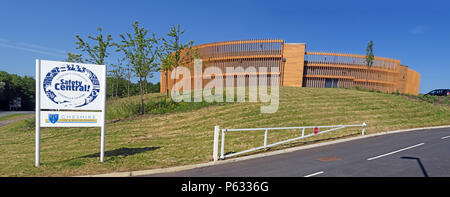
115, 21, 159, 114
125, 62, 132, 97
108, 59, 126, 98
0, 81, 5, 95
0, 71, 35, 110
160, 53, 175, 98
68, 27, 113, 65
160, 24, 198, 98
66, 27, 117, 99
365, 40, 374, 89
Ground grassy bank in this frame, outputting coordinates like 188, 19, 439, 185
405, 94, 450, 106
105, 92, 223, 121
1, 87, 450, 176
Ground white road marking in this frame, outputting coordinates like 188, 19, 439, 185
441, 136, 450, 139
367, 143, 425, 161
304, 171, 324, 177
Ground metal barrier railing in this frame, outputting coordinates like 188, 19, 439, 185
212, 123, 366, 161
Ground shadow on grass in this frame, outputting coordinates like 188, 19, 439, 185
44, 146, 161, 166
79, 146, 160, 158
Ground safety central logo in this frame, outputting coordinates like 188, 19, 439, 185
54, 79, 91, 92
43, 64, 100, 108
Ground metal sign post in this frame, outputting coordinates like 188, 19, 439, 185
100, 67, 106, 162
35, 59, 106, 167
35, 60, 41, 167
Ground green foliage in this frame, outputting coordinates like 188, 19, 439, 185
145, 98, 218, 115
417, 94, 450, 105
160, 24, 199, 96
107, 59, 126, 98
23, 117, 35, 130
62, 21, 204, 116
105, 78, 159, 98
65, 160, 85, 167
160, 24, 196, 70
65, 52, 84, 63
66, 22, 162, 101
365, 40, 374, 67
114, 21, 159, 114
353, 87, 450, 106
106, 93, 219, 120
73, 27, 113, 65
115, 21, 159, 80
0, 71, 35, 110
364, 40, 374, 88
0, 81, 5, 94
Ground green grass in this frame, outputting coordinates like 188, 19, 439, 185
1, 87, 450, 177
416, 95, 450, 105
106, 92, 223, 121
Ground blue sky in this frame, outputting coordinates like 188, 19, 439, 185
0, 0, 449, 93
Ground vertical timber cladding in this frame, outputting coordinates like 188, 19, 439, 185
406, 68, 420, 95
159, 39, 421, 95
160, 39, 284, 92
303, 52, 404, 93
281, 43, 306, 87
396, 65, 409, 94
396, 65, 420, 95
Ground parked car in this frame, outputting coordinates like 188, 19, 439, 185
425, 89, 450, 96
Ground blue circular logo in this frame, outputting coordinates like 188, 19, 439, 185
43, 64, 100, 108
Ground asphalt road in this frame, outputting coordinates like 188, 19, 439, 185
0, 111, 34, 117
145, 127, 450, 177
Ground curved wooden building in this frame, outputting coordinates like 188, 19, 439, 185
161, 39, 420, 95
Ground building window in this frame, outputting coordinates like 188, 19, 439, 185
325, 78, 338, 88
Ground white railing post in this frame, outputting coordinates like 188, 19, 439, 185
362, 122, 367, 135
221, 129, 226, 159
301, 128, 305, 137
264, 129, 268, 148
213, 126, 220, 161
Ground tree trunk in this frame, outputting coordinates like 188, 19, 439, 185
127, 79, 130, 98
110, 80, 114, 99
139, 78, 145, 115
127, 66, 131, 98
365, 67, 369, 89
116, 79, 119, 98
144, 77, 148, 95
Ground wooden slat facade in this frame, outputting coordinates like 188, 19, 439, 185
303, 52, 420, 94
160, 39, 420, 95
161, 39, 284, 92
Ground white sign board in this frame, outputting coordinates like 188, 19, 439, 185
39, 60, 105, 110
35, 59, 106, 166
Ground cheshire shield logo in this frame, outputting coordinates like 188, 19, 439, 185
43, 64, 100, 108
48, 114, 59, 124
